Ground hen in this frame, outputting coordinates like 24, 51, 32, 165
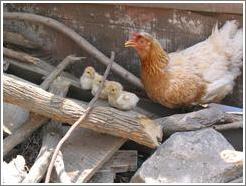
125, 20, 243, 108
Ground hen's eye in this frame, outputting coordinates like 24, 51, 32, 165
99, 80, 102, 83
139, 39, 144, 44
87, 71, 90, 74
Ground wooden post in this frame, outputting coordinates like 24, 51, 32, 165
3, 74, 162, 148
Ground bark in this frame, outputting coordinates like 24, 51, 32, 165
3, 54, 76, 156
157, 107, 243, 135
4, 12, 143, 89
3, 74, 162, 148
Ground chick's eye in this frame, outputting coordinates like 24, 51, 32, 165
87, 71, 90, 74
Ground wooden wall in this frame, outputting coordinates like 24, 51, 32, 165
3, 3, 243, 107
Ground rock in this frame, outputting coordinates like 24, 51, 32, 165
131, 128, 243, 183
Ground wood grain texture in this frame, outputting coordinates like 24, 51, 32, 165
157, 107, 243, 135
98, 150, 138, 173
53, 127, 126, 182
3, 74, 162, 148
89, 171, 115, 183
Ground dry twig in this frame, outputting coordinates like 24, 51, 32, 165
44, 51, 115, 183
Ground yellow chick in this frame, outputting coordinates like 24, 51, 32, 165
91, 73, 108, 99
80, 66, 96, 90
105, 81, 139, 111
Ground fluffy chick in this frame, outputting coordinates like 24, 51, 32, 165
105, 81, 139, 111
91, 73, 109, 99
80, 66, 96, 90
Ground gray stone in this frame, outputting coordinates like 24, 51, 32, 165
131, 128, 243, 183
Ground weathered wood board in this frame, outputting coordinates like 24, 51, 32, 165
54, 127, 126, 183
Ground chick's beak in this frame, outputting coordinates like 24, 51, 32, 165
124, 39, 137, 48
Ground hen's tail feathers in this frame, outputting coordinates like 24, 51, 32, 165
201, 78, 234, 103
210, 20, 243, 79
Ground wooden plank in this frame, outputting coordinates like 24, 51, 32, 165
52, 127, 126, 183
89, 171, 115, 183
124, 3, 243, 14
89, 150, 137, 183
98, 150, 138, 173
3, 74, 162, 148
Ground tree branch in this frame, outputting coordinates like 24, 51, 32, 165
4, 12, 143, 89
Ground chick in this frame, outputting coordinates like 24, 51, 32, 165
105, 81, 139, 111
80, 66, 96, 90
91, 73, 109, 99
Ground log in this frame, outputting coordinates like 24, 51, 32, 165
3, 47, 40, 64
3, 31, 40, 49
3, 74, 162, 148
4, 12, 143, 89
213, 121, 243, 131
3, 54, 77, 156
6, 57, 158, 118
22, 78, 70, 183
157, 107, 243, 135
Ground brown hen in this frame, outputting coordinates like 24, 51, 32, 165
125, 20, 243, 108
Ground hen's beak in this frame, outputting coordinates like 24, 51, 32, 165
124, 40, 137, 48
